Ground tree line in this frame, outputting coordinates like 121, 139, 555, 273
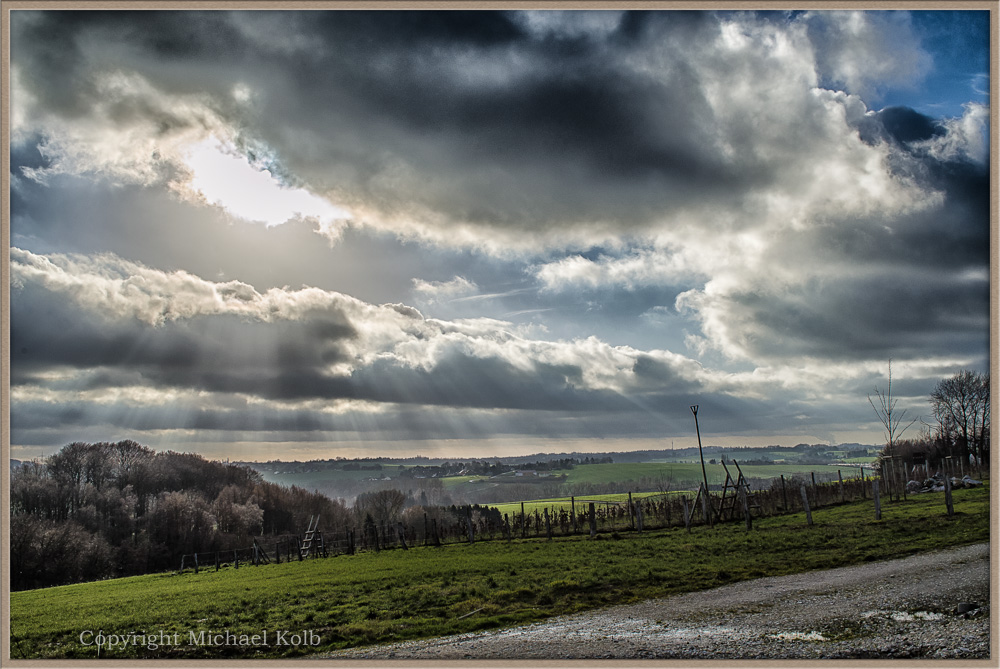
9, 441, 351, 591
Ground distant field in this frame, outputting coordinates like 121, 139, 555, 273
562, 462, 853, 487
256, 465, 406, 491
440, 475, 493, 489
253, 461, 870, 502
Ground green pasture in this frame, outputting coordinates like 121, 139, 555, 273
487, 491, 675, 517
10, 482, 989, 660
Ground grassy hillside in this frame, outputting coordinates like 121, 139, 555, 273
10, 483, 988, 660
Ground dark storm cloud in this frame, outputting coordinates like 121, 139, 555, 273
10, 9, 763, 236
724, 272, 989, 362
869, 107, 945, 144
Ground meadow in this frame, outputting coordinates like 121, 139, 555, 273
487, 491, 674, 517
9, 482, 988, 660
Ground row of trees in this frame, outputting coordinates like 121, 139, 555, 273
10, 441, 350, 591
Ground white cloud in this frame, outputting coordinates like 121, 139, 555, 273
412, 276, 479, 299
14, 69, 228, 187
914, 103, 989, 165
11, 248, 716, 401
803, 11, 931, 101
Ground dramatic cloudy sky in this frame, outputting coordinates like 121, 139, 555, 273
7, 9, 991, 461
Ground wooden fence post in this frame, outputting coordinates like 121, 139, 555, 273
194, 552, 199, 574
397, 522, 409, 549
234, 550, 239, 569
628, 492, 635, 530
741, 484, 752, 531
466, 508, 475, 544
589, 502, 597, 537
873, 479, 882, 520
780, 475, 788, 512
544, 508, 552, 540
800, 486, 813, 526
215, 552, 220, 571
681, 496, 691, 532
520, 502, 526, 538
898, 457, 907, 501
838, 470, 845, 503
860, 467, 867, 499
944, 474, 954, 516
636, 503, 644, 533
571, 496, 577, 533
179, 554, 186, 574
700, 485, 709, 525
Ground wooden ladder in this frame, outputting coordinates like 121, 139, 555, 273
299, 514, 321, 559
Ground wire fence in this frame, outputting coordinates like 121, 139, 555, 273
178, 458, 980, 575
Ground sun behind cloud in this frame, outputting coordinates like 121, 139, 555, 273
181, 137, 351, 233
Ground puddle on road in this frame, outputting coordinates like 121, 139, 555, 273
890, 611, 944, 622
487, 618, 752, 644
768, 631, 828, 642
861, 610, 944, 622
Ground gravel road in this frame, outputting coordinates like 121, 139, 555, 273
320, 542, 993, 661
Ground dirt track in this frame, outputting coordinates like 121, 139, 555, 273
320, 542, 993, 661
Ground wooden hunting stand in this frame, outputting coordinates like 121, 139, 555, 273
717, 459, 760, 527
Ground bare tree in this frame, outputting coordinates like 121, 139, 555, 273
869, 360, 917, 498
868, 359, 918, 455
930, 369, 990, 476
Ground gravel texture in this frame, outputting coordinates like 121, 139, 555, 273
319, 543, 993, 661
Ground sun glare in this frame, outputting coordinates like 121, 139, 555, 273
183, 138, 350, 228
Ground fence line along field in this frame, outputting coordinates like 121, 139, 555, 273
9, 480, 989, 660
487, 491, 678, 517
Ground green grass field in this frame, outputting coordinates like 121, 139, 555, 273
10, 483, 989, 660
487, 491, 675, 517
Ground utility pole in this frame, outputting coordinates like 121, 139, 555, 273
690, 405, 713, 526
